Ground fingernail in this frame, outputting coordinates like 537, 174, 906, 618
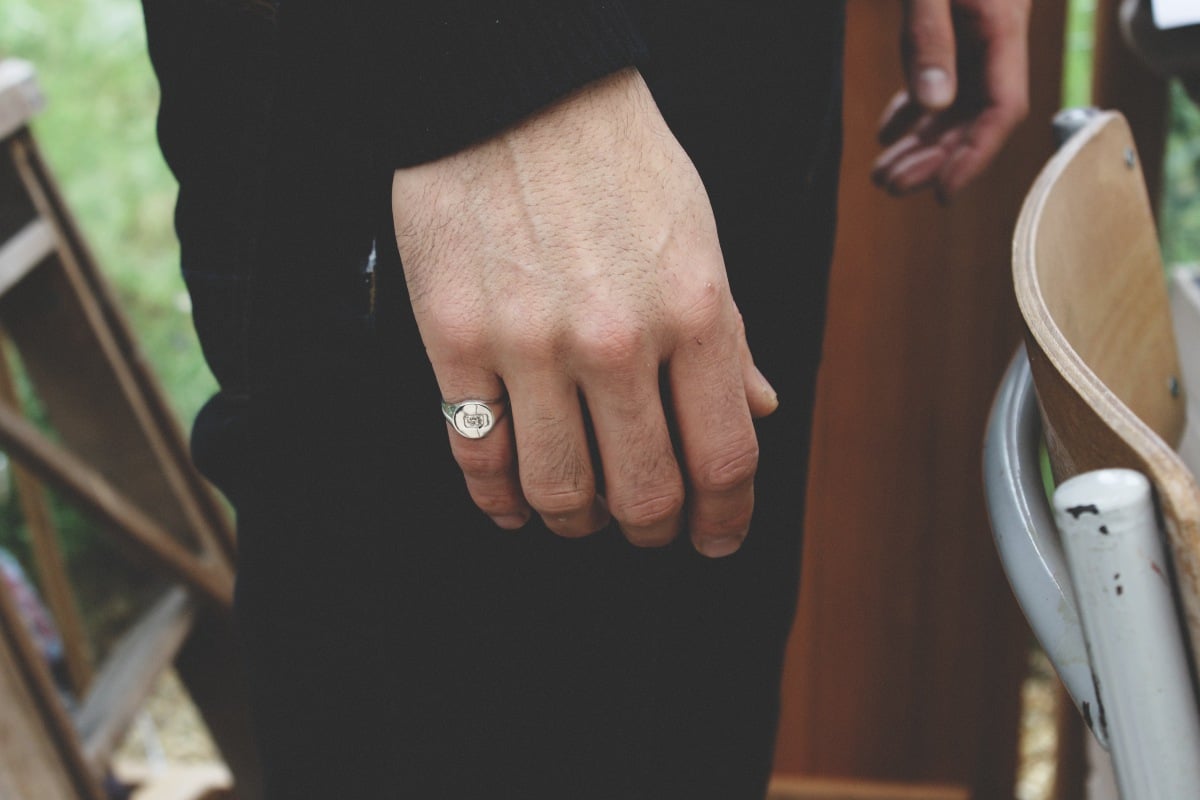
916, 68, 953, 109
492, 513, 529, 530
698, 535, 743, 559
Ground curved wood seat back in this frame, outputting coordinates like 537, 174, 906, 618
1013, 110, 1200, 656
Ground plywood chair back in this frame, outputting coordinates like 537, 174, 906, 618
1013, 109, 1200, 659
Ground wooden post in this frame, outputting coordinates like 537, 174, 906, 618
771, 1, 1068, 797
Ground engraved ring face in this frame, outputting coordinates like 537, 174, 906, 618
442, 400, 499, 439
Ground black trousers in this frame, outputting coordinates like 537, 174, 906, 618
183, 5, 845, 798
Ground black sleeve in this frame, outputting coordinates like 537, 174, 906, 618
362, 2, 648, 167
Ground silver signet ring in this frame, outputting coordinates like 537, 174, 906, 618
441, 400, 502, 439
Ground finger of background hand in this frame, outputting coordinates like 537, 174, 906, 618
581, 374, 684, 548
880, 125, 965, 194
882, 149, 945, 195
735, 311, 778, 419
935, 113, 1014, 200
508, 373, 609, 538
669, 300, 759, 559
934, 96, 1027, 200
878, 91, 925, 147
937, 9, 1030, 198
903, 0, 958, 110
872, 128, 936, 186
872, 109, 947, 182
438, 369, 530, 530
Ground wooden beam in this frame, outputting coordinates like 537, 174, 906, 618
0, 218, 53, 295
768, 776, 969, 800
76, 588, 194, 771
0, 337, 94, 695
9, 134, 237, 566
0, 401, 233, 609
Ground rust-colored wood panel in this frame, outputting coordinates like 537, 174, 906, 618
773, 1, 1067, 797
767, 775, 968, 800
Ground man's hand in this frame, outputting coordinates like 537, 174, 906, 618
872, 0, 1031, 200
392, 69, 778, 557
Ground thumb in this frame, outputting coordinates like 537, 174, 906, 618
903, 0, 958, 110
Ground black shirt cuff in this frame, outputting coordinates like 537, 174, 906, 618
370, 2, 648, 167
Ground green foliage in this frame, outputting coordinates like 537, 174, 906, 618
0, 0, 215, 427
1162, 81, 1200, 266
1063, 0, 1097, 107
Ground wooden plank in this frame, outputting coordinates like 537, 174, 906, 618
0, 60, 43, 143
0, 555, 105, 799
76, 588, 194, 770
772, 1, 1065, 796
0, 401, 233, 609
767, 776, 968, 800
0, 337, 94, 695
0, 217, 53, 295
10, 135, 237, 566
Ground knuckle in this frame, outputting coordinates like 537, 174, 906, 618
677, 280, 728, 333
502, 324, 557, 365
525, 485, 594, 517
423, 306, 487, 355
695, 442, 759, 494
454, 446, 510, 478
574, 317, 647, 371
611, 489, 684, 531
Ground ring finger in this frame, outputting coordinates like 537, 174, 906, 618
439, 368, 530, 530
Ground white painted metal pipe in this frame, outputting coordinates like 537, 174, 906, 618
1054, 469, 1200, 799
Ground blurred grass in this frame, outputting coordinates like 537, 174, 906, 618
1163, 81, 1200, 266
0, 0, 215, 427
1063, 0, 1097, 107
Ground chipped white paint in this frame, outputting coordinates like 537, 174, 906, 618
1055, 469, 1200, 800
